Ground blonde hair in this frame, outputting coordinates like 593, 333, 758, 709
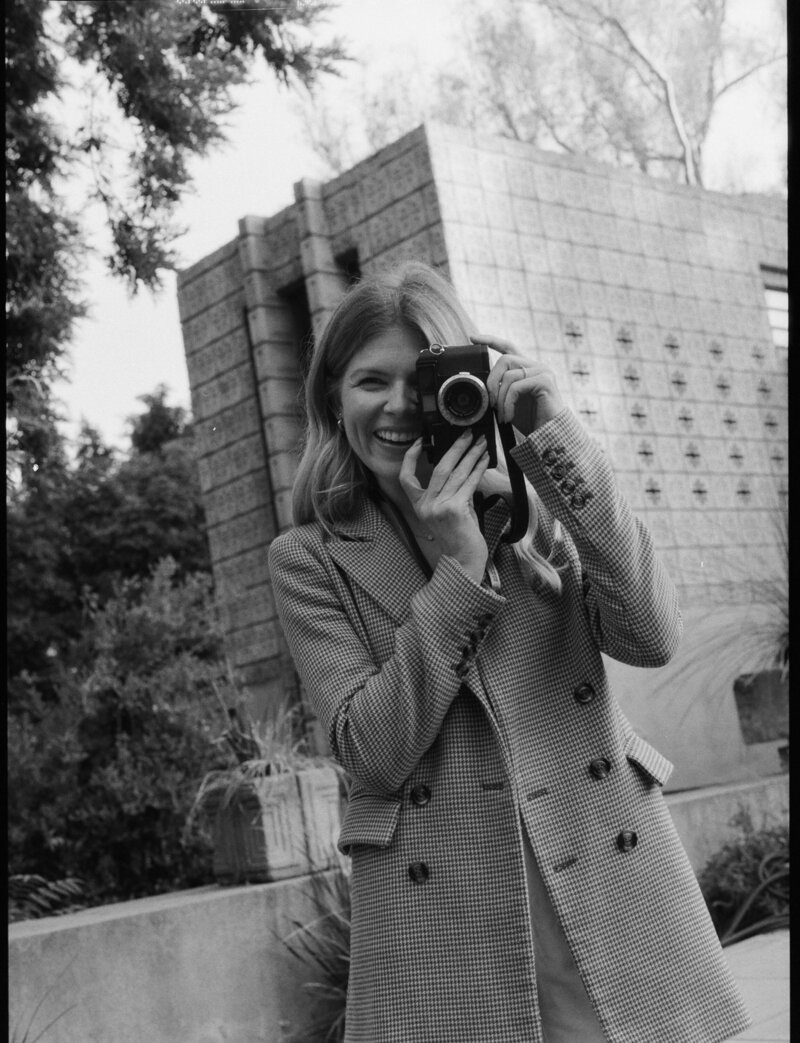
292, 262, 562, 594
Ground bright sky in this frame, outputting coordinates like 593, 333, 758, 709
52, 0, 785, 452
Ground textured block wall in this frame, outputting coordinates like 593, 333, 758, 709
179, 123, 786, 783
427, 123, 787, 612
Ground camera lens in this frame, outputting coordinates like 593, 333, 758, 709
445, 382, 482, 418
438, 374, 489, 426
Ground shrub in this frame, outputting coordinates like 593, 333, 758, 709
7, 559, 242, 910
282, 869, 351, 1043
698, 809, 789, 946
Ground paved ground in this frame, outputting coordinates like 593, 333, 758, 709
724, 930, 789, 1042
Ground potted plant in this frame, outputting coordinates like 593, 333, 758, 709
188, 694, 343, 884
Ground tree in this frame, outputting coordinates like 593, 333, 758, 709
530, 0, 786, 187
6, 0, 346, 471
299, 0, 785, 190
7, 559, 237, 904
7, 387, 211, 707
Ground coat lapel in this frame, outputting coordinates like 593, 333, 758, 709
328, 497, 428, 626
328, 494, 512, 626
481, 495, 512, 562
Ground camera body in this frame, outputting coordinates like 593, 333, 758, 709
416, 343, 498, 467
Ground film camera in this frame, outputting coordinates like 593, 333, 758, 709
416, 341, 529, 544
416, 342, 498, 467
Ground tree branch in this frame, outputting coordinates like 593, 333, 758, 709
715, 53, 787, 102
603, 15, 698, 184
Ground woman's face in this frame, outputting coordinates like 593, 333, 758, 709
338, 326, 423, 496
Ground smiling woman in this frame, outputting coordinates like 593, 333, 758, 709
338, 328, 424, 488
269, 261, 751, 1043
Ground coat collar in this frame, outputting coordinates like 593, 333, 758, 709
326, 494, 511, 625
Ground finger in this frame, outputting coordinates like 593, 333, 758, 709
457, 449, 492, 499
436, 435, 488, 493
497, 366, 531, 420
486, 353, 528, 404
426, 430, 474, 492
471, 333, 516, 355
491, 361, 525, 414
399, 439, 424, 497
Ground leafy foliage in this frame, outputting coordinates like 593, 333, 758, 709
300, 0, 785, 191
7, 559, 239, 908
8, 875, 91, 922
7, 387, 210, 705
282, 870, 351, 1043
6, 0, 345, 471
698, 810, 789, 947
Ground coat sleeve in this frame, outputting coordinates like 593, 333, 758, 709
510, 407, 683, 667
268, 532, 506, 796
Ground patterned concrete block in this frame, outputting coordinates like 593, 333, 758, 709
203, 469, 272, 528
267, 449, 301, 495
258, 377, 303, 418
178, 250, 242, 323
181, 293, 246, 356
207, 509, 277, 565
226, 619, 286, 666
193, 397, 261, 457
524, 272, 554, 314
264, 414, 303, 455
217, 585, 275, 634
186, 328, 250, 392
214, 547, 273, 597
190, 364, 254, 421
545, 239, 576, 278
197, 433, 266, 494
505, 159, 538, 199
489, 229, 523, 269
483, 190, 515, 231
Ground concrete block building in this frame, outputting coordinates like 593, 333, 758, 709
177, 123, 787, 791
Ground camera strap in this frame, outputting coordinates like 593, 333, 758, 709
497, 422, 529, 544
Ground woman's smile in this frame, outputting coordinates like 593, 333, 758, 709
373, 428, 418, 447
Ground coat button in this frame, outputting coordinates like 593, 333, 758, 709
560, 478, 577, 495
616, 830, 638, 853
410, 784, 431, 806
408, 861, 430, 884
571, 490, 591, 509
542, 448, 559, 466
574, 682, 596, 704
589, 757, 612, 780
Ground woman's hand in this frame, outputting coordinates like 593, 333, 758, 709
473, 334, 565, 437
399, 431, 490, 583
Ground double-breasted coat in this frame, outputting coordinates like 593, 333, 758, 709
269, 410, 751, 1043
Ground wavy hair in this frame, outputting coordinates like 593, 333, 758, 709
292, 261, 563, 594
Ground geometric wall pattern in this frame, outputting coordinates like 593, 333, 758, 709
177, 124, 787, 756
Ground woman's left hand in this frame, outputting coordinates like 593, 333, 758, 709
472, 334, 565, 437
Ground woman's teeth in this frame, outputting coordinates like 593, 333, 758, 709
374, 430, 416, 445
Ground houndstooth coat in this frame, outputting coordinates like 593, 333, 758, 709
269, 409, 751, 1043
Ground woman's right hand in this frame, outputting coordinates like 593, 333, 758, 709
399, 431, 490, 583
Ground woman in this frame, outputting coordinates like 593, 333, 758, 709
268, 262, 750, 1043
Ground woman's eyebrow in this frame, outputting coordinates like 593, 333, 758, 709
348, 365, 415, 380
347, 367, 386, 378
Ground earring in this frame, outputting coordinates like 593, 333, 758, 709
336, 414, 344, 432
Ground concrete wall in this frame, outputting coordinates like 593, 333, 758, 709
177, 122, 787, 785
8, 777, 788, 1043
8, 875, 343, 1043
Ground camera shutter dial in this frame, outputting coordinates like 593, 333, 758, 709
437, 372, 490, 426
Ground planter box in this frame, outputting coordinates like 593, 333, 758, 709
733, 670, 789, 745
205, 766, 341, 884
